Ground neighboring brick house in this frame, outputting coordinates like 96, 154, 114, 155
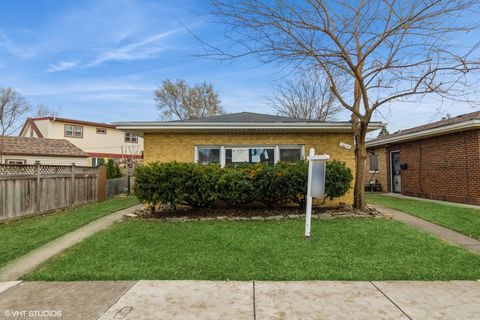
19, 117, 144, 167
115, 112, 383, 206
366, 111, 480, 205
0, 136, 89, 166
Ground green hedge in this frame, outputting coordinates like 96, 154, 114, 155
134, 160, 352, 209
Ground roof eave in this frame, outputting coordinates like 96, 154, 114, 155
366, 120, 480, 148
114, 121, 383, 137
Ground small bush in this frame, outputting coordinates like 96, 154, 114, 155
218, 166, 257, 207
106, 159, 122, 179
134, 160, 352, 209
325, 160, 353, 200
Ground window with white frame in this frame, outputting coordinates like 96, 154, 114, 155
125, 132, 138, 143
197, 147, 221, 164
195, 145, 304, 166
65, 124, 83, 138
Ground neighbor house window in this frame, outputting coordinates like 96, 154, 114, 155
370, 153, 379, 171
196, 145, 304, 167
197, 147, 220, 164
96, 128, 107, 135
5, 159, 26, 164
125, 132, 138, 143
65, 124, 83, 138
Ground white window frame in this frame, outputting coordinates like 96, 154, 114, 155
195, 144, 305, 167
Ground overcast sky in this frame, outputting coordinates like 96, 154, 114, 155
1, 0, 479, 135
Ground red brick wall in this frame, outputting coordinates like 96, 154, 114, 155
385, 129, 480, 205
365, 146, 388, 192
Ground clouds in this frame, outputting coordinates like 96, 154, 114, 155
85, 29, 181, 67
47, 61, 79, 72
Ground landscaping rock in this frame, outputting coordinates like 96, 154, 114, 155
287, 214, 301, 219
251, 216, 265, 221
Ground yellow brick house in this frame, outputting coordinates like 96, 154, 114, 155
115, 112, 382, 205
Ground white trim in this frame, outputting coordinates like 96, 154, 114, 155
274, 146, 280, 164
367, 119, 480, 147
220, 146, 226, 167
194, 144, 305, 166
115, 121, 383, 136
194, 146, 198, 163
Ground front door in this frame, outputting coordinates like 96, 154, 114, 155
391, 151, 401, 193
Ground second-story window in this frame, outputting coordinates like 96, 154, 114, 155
65, 124, 83, 138
125, 132, 138, 143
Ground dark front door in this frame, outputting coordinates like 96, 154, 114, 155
391, 152, 401, 193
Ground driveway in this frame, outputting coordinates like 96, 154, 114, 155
1, 280, 479, 319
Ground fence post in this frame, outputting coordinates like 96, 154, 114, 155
97, 165, 106, 202
71, 163, 76, 206
36, 162, 41, 212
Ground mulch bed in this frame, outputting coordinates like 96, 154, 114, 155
126, 205, 385, 221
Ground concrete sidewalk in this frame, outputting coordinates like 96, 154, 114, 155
1, 280, 479, 320
369, 204, 480, 254
0, 205, 143, 281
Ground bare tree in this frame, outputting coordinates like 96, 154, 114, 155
0, 87, 30, 162
155, 79, 223, 120
207, 0, 480, 209
33, 104, 60, 117
269, 69, 342, 120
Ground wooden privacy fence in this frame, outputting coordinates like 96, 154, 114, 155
0, 164, 103, 221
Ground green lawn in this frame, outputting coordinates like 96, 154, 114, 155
25, 219, 480, 281
366, 193, 480, 240
0, 196, 138, 268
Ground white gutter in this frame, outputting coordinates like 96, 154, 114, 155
366, 119, 480, 147
114, 121, 383, 132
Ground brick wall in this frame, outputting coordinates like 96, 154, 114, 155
385, 129, 480, 205
144, 131, 356, 205
365, 146, 388, 192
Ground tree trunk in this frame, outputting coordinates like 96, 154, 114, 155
353, 122, 368, 209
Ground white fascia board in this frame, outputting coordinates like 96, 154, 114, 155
114, 121, 383, 132
366, 120, 480, 147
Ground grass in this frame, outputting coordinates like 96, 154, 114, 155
0, 196, 138, 268
366, 193, 480, 240
25, 218, 480, 281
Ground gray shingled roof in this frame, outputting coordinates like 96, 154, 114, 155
172, 112, 321, 123
0, 136, 89, 158
367, 110, 480, 145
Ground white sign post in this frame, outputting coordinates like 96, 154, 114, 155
305, 148, 329, 240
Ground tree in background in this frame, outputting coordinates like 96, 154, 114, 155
106, 159, 122, 179
208, 0, 480, 209
0, 88, 30, 162
33, 104, 60, 117
269, 69, 343, 120
155, 79, 223, 120
377, 126, 390, 138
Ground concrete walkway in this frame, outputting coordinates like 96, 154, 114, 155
369, 204, 480, 254
0, 205, 142, 281
1, 280, 479, 319
375, 193, 480, 210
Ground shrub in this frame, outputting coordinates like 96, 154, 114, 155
218, 166, 257, 207
106, 159, 122, 179
134, 160, 352, 209
325, 160, 353, 200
